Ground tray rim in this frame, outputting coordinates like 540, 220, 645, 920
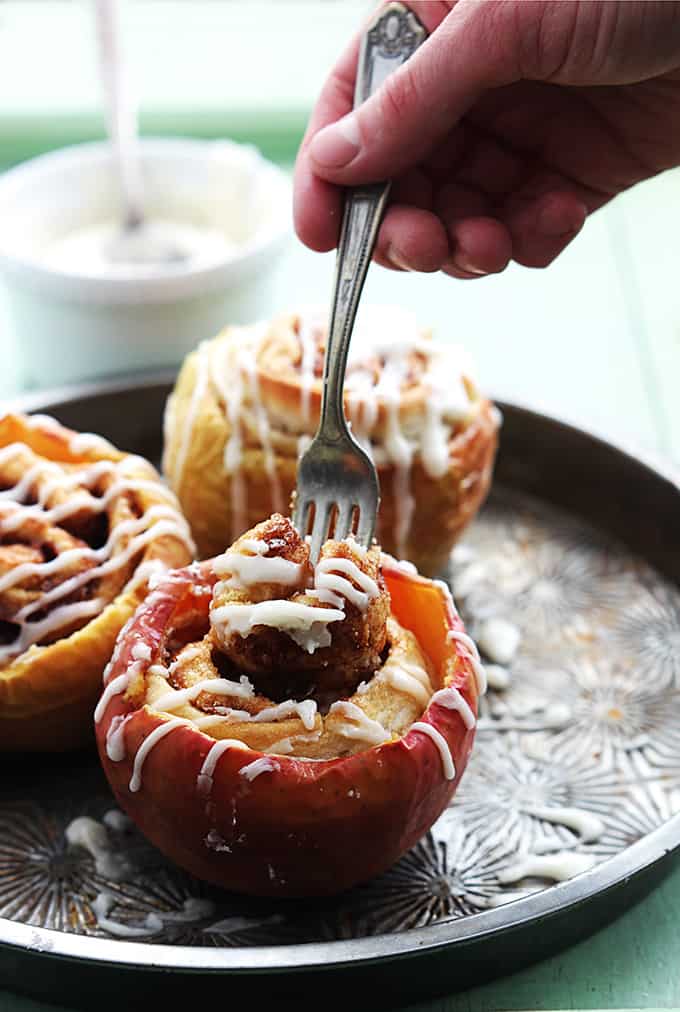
2, 373, 680, 975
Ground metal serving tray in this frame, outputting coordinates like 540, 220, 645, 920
2, 374, 680, 1010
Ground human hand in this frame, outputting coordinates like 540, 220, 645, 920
294, 0, 680, 278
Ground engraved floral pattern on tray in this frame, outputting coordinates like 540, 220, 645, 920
2, 486, 680, 945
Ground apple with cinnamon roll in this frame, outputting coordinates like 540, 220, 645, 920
0, 413, 193, 751
94, 513, 483, 896
163, 306, 499, 576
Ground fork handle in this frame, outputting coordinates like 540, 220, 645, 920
318, 2, 428, 443
320, 182, 390, 442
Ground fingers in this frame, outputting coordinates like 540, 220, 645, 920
293, 159, 344, 253
501, 190, 589, 268
373, 205, 450, 273
293, 0, 596, 277
294, 2, 455, 251
305, 1, 518, 185
368, 185, 589, 278
443, 218, 513, 278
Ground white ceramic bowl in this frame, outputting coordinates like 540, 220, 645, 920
0, 138, 292, 388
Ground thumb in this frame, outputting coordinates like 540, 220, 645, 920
307, 0, 519, 184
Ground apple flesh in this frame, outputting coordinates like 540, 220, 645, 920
95, 558, 478, 897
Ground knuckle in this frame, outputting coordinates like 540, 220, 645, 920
378, 66, 420, 128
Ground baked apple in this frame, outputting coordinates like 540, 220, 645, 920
0, 412, 193, 751
163, 307, 499, 575
95, 515, 483, 896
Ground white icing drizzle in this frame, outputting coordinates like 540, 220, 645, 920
152, 676, 317, 732
298, 306, 479, 560
240, 756, 280, 782
147, 662, 171, 679
129, 718, 188, 793
213, 540, 303, 589
92, 893, 215, 939
211, 600, 344, 652
264, 729, 322, 756
69, 431, 117, 456
430, 686, 476, 729
210, 548, 379, 655
523, 805, 605, 843
105, 713, 133, 761
329, 701, 392, 746
169, 341, 210, 492
197, 738, 249, 795
65, 817, 130, 881
485, 664, 511, 691
191, 712, 245, 729
150, 676, 255, 713
0, 450, 193, 664
131, 642, 152, 662
383, 657, 433, 708
421, 397, 451, 479
477, 617, 521, 666
313, 556, 379, 612
242, 333, 284, 514
251, 698, 317, 730
93, 893, 162, 938
367, 341, 415, 560
17, 413, 65, 434
297, 312, 320, 425
452, 561, 488, 599
209, 335, 247, 541
497, 851, 596, 885
102, 809, 132, 832
447, 627, 487, 696
94, 672, 131, 724
410, 721, 455, 780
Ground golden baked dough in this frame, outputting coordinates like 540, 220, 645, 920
163, 306, 499, 575
142, 514, 424, 757
95, 514, 482, 896
0, 413, 193, 751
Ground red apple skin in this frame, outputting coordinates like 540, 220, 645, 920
95, 559, 478, 898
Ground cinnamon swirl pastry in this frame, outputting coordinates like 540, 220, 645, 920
0, 413, 194, 751
163, 306, 499, 575
95, 514, 483, 897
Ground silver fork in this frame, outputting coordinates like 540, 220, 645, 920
293, 1, 428, 562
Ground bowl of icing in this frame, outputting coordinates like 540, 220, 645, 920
0, 137, 292, 388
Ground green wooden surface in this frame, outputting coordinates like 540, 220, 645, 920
2, 2, 680, 1009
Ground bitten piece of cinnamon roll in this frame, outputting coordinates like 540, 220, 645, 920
0, 413, 194, 750
95, 514, 483, 897
162, 306, 499, 575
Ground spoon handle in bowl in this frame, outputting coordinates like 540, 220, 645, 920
94, 0, 145, 229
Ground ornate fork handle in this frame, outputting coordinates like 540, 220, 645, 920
317, 2, 428, 445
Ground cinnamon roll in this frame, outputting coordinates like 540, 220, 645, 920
163, 306, 499, 575
0, 413, 194, 751
95, 514, 483, 897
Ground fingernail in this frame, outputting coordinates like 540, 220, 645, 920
386, 245, 412, 271
537, 200, 587, 237
451, 254, 487, 276
310, 114, 360, 168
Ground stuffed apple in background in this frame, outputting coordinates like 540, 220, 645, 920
95, 514, 484, 897
163, 306, 499, 576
